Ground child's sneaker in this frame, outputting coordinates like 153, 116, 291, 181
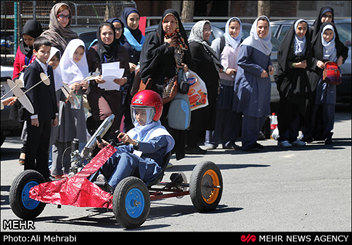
278, 140, 292, 148
292, 139, 306, 146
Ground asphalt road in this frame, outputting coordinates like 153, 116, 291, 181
1, 104, 351, 233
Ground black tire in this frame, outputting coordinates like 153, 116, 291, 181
190, 161, 223, 212
112, 177, 150, 229
9, 170, 46, 220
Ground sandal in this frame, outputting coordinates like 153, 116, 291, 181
19, 153, 25, 165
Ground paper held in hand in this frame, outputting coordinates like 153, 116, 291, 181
98, 62, 125, 91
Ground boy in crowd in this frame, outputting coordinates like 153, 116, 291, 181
23, 37, 58, 179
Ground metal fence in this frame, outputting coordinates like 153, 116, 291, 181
19, 1, 137, 28
1, 1, 137, 65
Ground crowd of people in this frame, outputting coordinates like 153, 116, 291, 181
7, 3, 348, 181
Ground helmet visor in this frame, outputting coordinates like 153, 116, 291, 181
131, 106, 155, 126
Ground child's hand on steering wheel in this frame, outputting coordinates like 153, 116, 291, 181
118, 132, 138, 146
96, 138, 109, 149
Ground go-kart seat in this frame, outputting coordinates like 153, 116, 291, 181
147, 151, 171, 188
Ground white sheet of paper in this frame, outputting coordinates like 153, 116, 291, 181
99, 62, 125, 91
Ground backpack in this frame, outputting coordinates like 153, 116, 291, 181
219, 35, 226, 55
167, 92, 191, 130
219, 36, 243, 55
323, 61, 342, 85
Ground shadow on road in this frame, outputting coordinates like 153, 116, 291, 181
1, 148, 21, 161
12, 201, 242, 231
1, 185, 10, 209
147, 202, 242, 225
35, 211, 119, 230
166, 162, 270, 172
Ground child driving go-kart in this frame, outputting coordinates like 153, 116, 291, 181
91, 90, 175, 191
10, 89, 222, 230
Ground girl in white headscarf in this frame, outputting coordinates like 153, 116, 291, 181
60, 39, 89, 87
275, 19, 311, 148
233, 16, 274, 152
303, 22, 348, 144
208, 17, 243, 150
241, 16, 272, 56
51, 39, 89, 179
48, 47, 62, 161
48, 47, 62, 91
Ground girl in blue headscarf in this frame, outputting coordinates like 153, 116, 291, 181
233, 16, 274, 152
121, 7, 145, 67
120, 7, 146, 132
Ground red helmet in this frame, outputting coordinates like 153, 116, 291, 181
131, 90, 163, 122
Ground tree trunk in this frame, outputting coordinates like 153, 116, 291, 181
181, 0, 195, 23
105, 1, 116, 22
206, 1, 213, 16
258, 0, 270, 18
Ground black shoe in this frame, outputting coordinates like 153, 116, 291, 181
254, 142, 264, 149
258, 131, 266, 140
223, 142, 241, 150
94, 174, 114, 193
242, 145, 260, 152
325, 138, 332, 145
301, 137, 313, 143
185, 146, 207, 154
176, 152, 185, 160
325, 133, 333, 145
313, 136, 325, 141
222, 145, 234, 149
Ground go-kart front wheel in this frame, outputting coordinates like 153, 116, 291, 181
9, 170, 46, 220
190, 161, 223, 212
113, 177, 150, 229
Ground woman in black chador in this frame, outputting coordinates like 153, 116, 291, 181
139, 9, 196, 160
274, 19, 312, 148
309, 6, 335, 41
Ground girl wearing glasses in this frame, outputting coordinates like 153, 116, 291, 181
186, 20, 223, 154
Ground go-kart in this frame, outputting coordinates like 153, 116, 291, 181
9, 114, 223, 229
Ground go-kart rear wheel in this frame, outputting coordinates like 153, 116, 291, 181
113, 177, 150, 229
190, 161, 223, 212
9, 170, 46, 220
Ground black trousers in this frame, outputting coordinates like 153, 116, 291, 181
277, 100, 302, 142
24, 119, 52, 179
